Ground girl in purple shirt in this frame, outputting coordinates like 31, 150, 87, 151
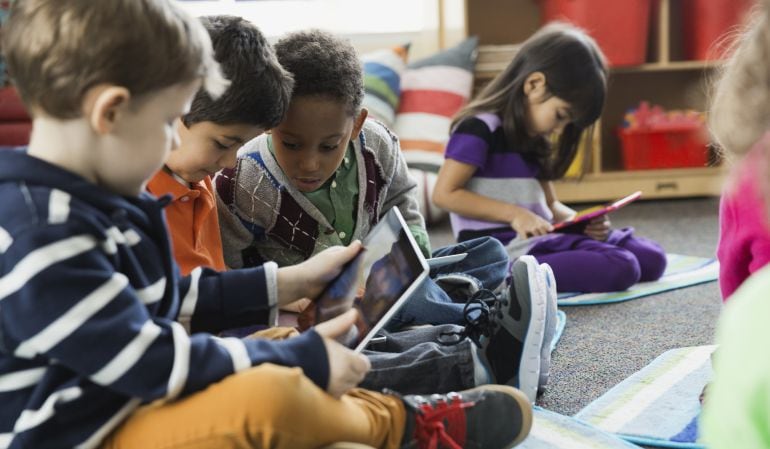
433, 23, 666, 293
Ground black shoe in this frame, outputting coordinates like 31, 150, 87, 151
398, 385, 532, 449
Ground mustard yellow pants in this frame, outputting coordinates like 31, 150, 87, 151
100, 328, 406, 449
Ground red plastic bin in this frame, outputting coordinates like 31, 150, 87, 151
618, 126, 709, 170
0, 87, 32, 147
682, 0, 752, 61
539, 0, 651, 66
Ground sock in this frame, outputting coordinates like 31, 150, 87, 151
470, 343, 492, 386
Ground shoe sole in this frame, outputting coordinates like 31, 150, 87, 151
538, 263, 558, 391
510, 256, 547, 403
462, 384, 534, 447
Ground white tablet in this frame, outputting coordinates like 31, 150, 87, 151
298, 208, 429, 352
426, 253, 468, 268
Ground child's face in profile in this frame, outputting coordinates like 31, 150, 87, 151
166, 121, 264, 183
271, 96, 366, 192
101, 80, 200, 196
523, 72, 574, 137
526, 94, 573, 137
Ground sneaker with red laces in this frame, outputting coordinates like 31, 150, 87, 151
397, 385, 532, 449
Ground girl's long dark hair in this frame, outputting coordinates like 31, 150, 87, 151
452, 23, 607, 180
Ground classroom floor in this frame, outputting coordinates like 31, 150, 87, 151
427, 197, 722, 419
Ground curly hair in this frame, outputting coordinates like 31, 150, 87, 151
183, 15, 294, 128
274, 29, 363, 115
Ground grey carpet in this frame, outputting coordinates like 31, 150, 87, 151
427, 197, 722, 419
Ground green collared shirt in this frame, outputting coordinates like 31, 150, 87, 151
268, 136, 358, 245
267, 136, 431, 256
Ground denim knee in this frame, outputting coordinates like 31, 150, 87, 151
469, 237, 508, 265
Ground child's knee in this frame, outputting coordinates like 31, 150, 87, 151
479, 236, 508, 260
599, 250, 641, 291
636, 245, 667, 282
224, 364, 312, 417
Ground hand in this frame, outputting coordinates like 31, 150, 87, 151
315, 309, 371, 398
280, 298, 312, 313
510, 209, 553, 238
276, 241, 363, 307
584, 214, 611, 241
550, 201, 577, 224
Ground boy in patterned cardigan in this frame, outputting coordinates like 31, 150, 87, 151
216, 30, 554, 402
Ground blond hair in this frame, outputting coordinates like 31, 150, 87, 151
1, 0, 228, 118
709, 1, 770, 159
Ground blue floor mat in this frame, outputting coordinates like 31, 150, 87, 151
557, 254, 718, 306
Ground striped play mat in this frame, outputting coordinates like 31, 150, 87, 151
558, 254, 718, 306
575, 345, 716, 448
519, 407, 642, 449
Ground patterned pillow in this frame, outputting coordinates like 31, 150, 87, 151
361, 44, 409, 128
393, 37, 479, 170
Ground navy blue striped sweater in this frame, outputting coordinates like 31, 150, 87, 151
0, 150, 328, 449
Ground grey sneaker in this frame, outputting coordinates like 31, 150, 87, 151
469, 255, 547, 403
399, 385, 532, 449
538, 263, 558, 395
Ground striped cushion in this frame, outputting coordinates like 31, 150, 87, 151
361, 44, 409, 128
393, 37, 479, 169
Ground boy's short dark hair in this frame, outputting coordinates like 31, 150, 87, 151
182, 15, 294, 129
2, 0, 224, 119
274, 29, 363, 116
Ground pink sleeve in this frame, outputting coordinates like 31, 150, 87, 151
719, 148, 770, 300
718, 192, 747, 300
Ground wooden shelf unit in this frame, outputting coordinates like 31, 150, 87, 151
465, 0, 726, 203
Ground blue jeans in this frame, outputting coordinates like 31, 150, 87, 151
387, 237, 509, 329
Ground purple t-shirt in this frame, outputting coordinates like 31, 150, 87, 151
445, 113, 552, 243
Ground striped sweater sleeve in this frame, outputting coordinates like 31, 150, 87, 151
445, 116, 492, 168
178, 263, 278, 333
0, 221, 329, 401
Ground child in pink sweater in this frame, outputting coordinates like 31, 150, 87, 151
717, 133, 770, 300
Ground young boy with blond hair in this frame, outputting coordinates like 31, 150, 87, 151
0, 1, 531, 449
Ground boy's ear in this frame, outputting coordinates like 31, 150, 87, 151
523, 72, 547, 98
351, 108, 368, 139
83, 84, 131, 134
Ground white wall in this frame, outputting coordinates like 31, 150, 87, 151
176, 0, 467, 60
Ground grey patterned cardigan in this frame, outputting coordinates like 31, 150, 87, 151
215, 119, 427, 269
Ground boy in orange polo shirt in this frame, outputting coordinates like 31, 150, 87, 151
147, 15, 293, 275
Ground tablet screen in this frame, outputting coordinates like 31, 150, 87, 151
298, 209, 428, 350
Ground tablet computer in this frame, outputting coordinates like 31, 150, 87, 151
552, 191, 642, 233
298, 207, 429, 352
426, 253, 468, 268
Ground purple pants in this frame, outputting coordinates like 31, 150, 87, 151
528, 227, 667, 293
